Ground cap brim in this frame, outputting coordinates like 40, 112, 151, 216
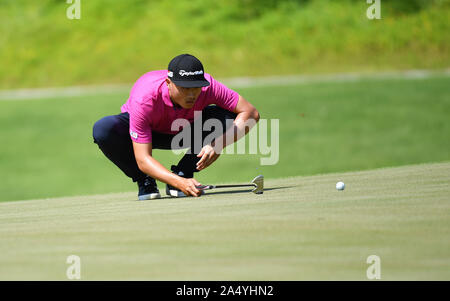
171, 79, 210, 88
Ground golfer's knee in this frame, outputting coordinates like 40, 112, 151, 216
203, 105, 227, 116
202, 106, 237, 124
93, 116, 115, 145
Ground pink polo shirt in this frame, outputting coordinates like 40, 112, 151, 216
121, 70, 239, 144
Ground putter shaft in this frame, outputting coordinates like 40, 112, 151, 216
196, 184, 255, 190
196, 175, 264, 194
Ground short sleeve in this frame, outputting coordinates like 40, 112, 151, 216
128, 101, 152, 144
206, 75, 239, 112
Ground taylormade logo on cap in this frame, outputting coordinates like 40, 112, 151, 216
179, 70, 204, 76
167, 54, 210, 88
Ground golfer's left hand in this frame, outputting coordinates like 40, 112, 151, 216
196, 144, 221, 171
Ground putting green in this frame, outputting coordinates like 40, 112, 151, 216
0, 162, 449, 280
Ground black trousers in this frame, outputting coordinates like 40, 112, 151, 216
92, 105, 237, 182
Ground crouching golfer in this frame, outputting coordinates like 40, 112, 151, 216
93, 54, 260, 199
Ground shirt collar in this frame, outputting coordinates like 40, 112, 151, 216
161, 82, 174, 107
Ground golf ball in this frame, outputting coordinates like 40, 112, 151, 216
336, 181, 345, 191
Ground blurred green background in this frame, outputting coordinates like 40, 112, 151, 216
1, 0, 449, 88
0, 0, 449, 202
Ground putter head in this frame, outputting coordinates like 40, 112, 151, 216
251, 175, 264, 194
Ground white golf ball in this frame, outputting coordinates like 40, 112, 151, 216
336, 181, 345, 191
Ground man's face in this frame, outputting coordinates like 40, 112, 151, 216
166, 78, 202, 109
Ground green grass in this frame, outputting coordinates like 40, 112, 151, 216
0, 0, 449, 89
0, 75, 449, 202
0, 162, 448, 280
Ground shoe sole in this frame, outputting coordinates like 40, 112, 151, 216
166, 188, 186, 197
166, 188, 205, 198
138, 192, 161, 200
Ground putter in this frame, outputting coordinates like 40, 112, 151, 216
196, 175, 264, 194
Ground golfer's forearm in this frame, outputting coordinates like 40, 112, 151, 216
137, 156, 180, 186
213, 112, 259, 150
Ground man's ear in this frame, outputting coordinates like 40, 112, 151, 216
165, 78, 171, 86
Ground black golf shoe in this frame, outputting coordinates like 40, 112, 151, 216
166, 165, 204, 197
137, 176, 161, 200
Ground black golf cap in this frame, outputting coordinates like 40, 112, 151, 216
167, 54, 210, 88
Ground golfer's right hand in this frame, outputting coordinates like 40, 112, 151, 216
178, 178, 202, 197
